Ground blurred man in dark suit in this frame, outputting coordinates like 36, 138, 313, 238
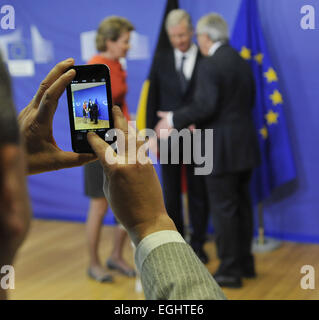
0, 57, 31, 300
156, 13, 260, 288
146, 9, 209, 263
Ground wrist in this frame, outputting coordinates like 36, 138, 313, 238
128, 214, 177, 247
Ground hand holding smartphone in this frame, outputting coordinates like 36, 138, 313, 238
66, 64, 114, 153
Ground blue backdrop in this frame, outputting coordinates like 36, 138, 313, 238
1, 0, 319, 242
73, 85, 109, 120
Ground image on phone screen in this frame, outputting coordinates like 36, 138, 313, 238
66, 64, 114, 153
70, 81, 110, 131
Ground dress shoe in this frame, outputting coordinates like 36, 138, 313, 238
241, 264, 256, 278
242, 270, 256, 278
87, 268, 113, 283
213, 274, 242, 288
193, 248, 209, 264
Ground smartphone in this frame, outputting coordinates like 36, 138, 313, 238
66, 64, 114, 153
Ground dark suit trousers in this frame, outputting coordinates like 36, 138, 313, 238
161, 163, 209, 249
205, 170, 254, 277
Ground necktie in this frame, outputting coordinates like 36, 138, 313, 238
178, 55, 188, 93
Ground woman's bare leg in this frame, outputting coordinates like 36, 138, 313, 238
86, 197, 111, 279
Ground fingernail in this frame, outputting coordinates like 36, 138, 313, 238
65, 69, 76, 77
66, 58, 74, 63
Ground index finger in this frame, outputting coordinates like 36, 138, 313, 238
36, 69, 76, 124
87, 132, 117, 174
33, 58, 75, 106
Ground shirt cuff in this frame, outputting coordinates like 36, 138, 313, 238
135, 230, 185, 272
167, 111, 174, 127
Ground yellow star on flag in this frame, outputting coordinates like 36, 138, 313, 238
259, 126, 268, 139
269, 89, 283, 106
240, 46, 251, 60
264, 67, 278, 83
265, 110, 279, 125
254, 53, 264, 65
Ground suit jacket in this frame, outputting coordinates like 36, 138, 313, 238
88, 102, 93, 112
146, 47, 202, 130
92, 103, 98, 113
140, 242, 226, 300
173, 44, 260, 175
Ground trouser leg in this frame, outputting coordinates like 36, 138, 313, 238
205, 173, 241, 277
161, 164, 184, 237
186, 164, 209, 250
238, 170, 255, 274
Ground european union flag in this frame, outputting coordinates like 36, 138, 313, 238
231, 0, 296, 203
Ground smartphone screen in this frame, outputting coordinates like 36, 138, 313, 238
66, 64, 114, 153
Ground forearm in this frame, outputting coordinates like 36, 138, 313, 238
136, 234, 227, 300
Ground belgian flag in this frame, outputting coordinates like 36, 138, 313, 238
136, 0, 190, 235
136, 0, 179, 131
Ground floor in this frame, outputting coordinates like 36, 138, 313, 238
74, 117, 109, 130
8, 219, 319, 300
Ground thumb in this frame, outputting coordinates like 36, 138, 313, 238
56, 151, 97, 169
87, 132, 109, 159
87, 132, 117, 171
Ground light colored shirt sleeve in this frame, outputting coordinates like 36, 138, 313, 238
135, 230, 185, 272
135, 230, 227, 300
167, 111, 174, 128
